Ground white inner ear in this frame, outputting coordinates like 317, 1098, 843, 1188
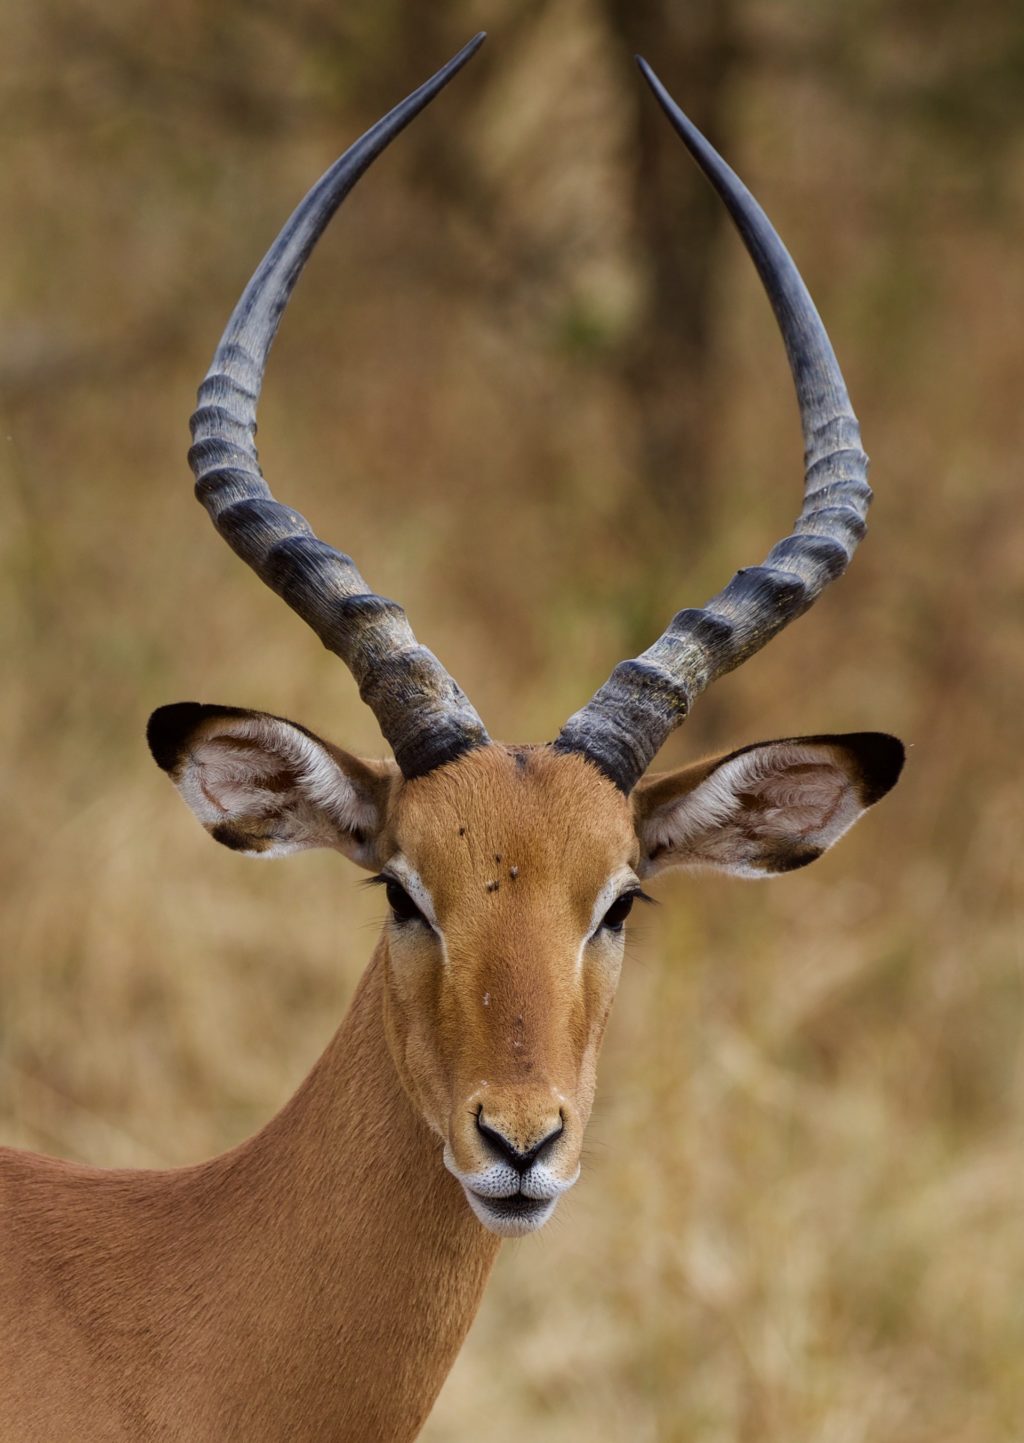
179, 716, 377, 853
643, 743, 865, 878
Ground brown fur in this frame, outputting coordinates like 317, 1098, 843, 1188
377, 746, 637, 1180
0, 959, 498, 1442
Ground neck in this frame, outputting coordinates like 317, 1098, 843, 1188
193, 946, 501, 1438
11, 947, 500, 1442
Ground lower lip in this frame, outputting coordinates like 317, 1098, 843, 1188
473, 1193, 553, 1223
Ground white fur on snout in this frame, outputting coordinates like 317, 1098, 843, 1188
443, 1145, 579, 1237
463, 1192, 558, 1237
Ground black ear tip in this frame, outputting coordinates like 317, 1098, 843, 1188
147, 702, 206, 772
848, 731, 906, 805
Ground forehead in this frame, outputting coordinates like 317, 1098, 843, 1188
387, 745, 637, 909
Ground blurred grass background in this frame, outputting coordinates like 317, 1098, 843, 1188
2, 1, 1023, 1438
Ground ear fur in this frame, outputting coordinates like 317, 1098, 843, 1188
633, 732, 904, 879
147, 703, 398, 869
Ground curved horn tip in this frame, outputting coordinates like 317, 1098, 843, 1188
634, 58, 701, 146
634, 56, 660, 88
458, 31, 487, 61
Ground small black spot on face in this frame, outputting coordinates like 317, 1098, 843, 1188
509, 865, 519, 880
494, 853, 502, 864
486, 880, 500, 894
458, 826, 466, 838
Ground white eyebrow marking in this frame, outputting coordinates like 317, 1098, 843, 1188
383, 856, 453, 969
383, 855, 439, 930
578, 869, 639, 972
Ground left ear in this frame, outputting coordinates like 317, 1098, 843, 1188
633, 733, 904, 879
147, 702, 399, 869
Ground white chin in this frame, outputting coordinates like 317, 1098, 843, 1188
464, 1188, 559, 1237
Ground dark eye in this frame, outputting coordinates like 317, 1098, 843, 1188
600, 892, 637, 933
385, 878, 428, 926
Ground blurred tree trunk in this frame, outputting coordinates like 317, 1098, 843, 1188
598, 0, 742, 537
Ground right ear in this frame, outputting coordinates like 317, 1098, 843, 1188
147, 703, 398, 870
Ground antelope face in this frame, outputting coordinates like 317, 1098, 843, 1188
151, 705, 902, 1237
378, 745, 638, 1235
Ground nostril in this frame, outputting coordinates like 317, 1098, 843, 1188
475, 1110, 521, 1169
475, 1109, 564, 1173
536, 1116, 564, 1159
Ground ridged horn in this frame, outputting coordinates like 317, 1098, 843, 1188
188, 34, 490, 780
554, 59, 872, 793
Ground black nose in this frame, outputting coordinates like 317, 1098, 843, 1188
475, 1110, 564, 1173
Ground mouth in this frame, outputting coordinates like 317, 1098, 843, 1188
464, 1188, 558, 1237
443, 1140, 577, 1238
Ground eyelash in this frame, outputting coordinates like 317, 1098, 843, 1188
368, 874, 431, 928
597, 889, 652, 935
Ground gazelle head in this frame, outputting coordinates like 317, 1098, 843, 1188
150, 36, 903, 1236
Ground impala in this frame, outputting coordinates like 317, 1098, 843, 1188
0, 33, 903, 1443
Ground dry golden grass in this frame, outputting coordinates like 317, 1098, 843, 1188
3, 5, 1023, 1439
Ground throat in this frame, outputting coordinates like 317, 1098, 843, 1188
187, 949, 501, 1439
